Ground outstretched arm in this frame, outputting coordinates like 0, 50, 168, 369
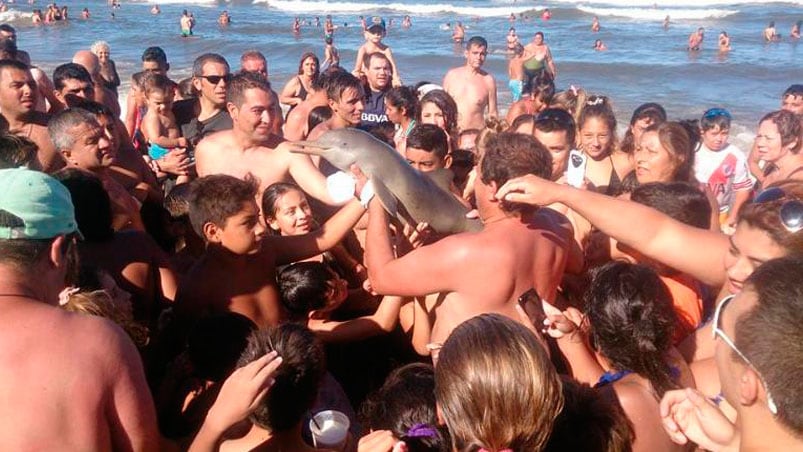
365, 199, 464, 297
497, 175, 730, 288
309, 295, 405, 343
271, 199, 366, 265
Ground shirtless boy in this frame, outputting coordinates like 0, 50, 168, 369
352, 19, 402, 86
443, 36, 498, 131
195, 73, 337, 205
140, 72, 189, 184
366, 132, 573, 349
0, 168, 159, 450
176, 173, 369, 327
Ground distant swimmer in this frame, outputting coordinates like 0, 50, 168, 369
322, 35, 339, 70
718, 31, 731, 52
151, 5, 160, 15
443, 36, 498, 131
541, 8, 551, 20
688, 27, 704, 51
509, 13, 516, 22
792, 20, 801, 39
292, 17, 300, 34
764, 21, 781, 42
402, 15, 411, 28
180, 10, 192, 37
663, 15, 670, 30
315, 16, 320, 27
591, 16, 600, 32
452, 21, 465, 43
218, 11, 231, 26
594, 39, 607, 51
324, 15, 334, 37
81, 8, 90, 19
506, 27, 519, 52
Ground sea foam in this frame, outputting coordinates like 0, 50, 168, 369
554, 0, 801, 6
0, 9, 34, 23
255, 0, 541, 17
577, 6, 738, 20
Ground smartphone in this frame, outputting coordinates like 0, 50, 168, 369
566, 149, 587, 188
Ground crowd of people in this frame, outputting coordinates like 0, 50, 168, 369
1, 11, 803, 452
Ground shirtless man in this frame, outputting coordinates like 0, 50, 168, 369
452, 21, 465, 43
51, 62, 95, 112
49, 108, 144, 231
688, 27, 704, 51
307, 70, 364, 142
195, 73, 338, 205
72, 50, 121, 117
239, 50, 283, 136
0, 60, 63, 172
180, 9, 192, 37
0, 25, 59, 113
0, 168, 159, 450
366, 132, 573, 347
443, 36, 498, 132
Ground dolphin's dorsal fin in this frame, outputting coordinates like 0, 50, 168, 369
371, 177, 398, 218
424, 168, 455, 193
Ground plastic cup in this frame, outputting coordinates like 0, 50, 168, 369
309, 410, 350, 450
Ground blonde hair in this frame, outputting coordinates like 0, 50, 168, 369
475, 117, 509, 160
435, 314, 564, 452
62, 290, 149, 348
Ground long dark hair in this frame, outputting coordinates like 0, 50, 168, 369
586, 262, 679, 398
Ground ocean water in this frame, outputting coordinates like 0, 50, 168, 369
5, 0, 803, 146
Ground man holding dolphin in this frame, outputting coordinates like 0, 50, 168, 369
364, 132, 575, 350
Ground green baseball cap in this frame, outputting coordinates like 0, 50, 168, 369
0, 168, 80, 240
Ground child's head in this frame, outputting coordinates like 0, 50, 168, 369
278, 261, 348, 322
405, 124, 450, 172
699, 107, 732, 151
142, 72, 174, 114
435, 314, 563, 451
188, 175, 263, 254
237, 324, 326, 432
261, 182, 314, 236
361, 363, 450, 452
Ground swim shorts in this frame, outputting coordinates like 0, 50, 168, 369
509, 79, 523, 102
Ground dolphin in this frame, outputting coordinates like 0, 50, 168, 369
293, 128, 482, 234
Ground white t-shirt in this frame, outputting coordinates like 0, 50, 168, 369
694, 143, 753, 212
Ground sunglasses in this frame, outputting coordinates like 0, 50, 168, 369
712, 294, 778, 415
536, 109, 575, 128
753, 186, 803, 233
703, 107, 732, 120
197, 74, 232, 85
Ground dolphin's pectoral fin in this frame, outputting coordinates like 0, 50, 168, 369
371, 177, 399, 218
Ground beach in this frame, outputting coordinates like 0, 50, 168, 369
5, 0, 802, 147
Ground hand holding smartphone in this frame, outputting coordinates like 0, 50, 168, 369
566, 149, 587, 188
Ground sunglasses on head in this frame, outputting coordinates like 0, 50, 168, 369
536, 109, 574, 128
753, 186, 803, 233
711, 294, 778, 415
198, 74, 232, 84
703, 107, 732, 120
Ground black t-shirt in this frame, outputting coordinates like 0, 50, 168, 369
181, 109, 233, 148
359, 88, 389, 130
